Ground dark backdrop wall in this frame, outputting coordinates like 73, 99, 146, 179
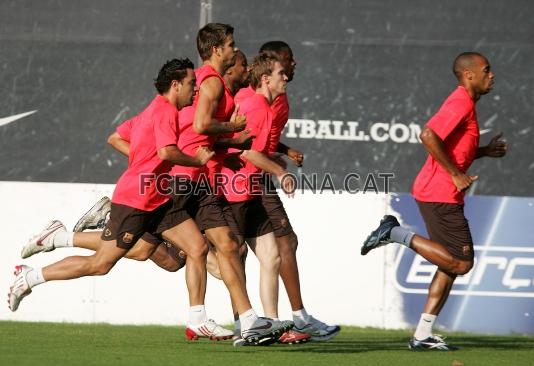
1, 0, 532, 196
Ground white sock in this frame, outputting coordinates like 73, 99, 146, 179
239, 308, 258, 330
271, 317, 279, 322
292, 308, 310, 328
414, 313, 437, 340
189, 305, 207, 325
53, 231, 74, 248
26, 268, 45, 288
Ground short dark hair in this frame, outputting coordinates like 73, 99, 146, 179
197, 23, 234, 61
259, 40, 291, 54
154, 58, 194, 94
250, 51, 282, 89
453, 52, 485, 79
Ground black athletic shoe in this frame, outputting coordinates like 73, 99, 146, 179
361, 215, 400, 255
408, 335, 458, 351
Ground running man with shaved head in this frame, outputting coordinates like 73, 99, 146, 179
361, 52, 507, 350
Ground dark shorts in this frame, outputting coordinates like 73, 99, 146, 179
416, 200, 474, 261
260, 177, 294, 237
158, 178, 228, 233
217, 195, 242, 239
101, 201, 171, 250
229, 197, 273, 239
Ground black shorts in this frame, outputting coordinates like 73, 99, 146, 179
260, 177, 294, 237
217, 195, 242, 239
229, 198, 273, 239
101, 201, 171, 250
416, 200, 474, 261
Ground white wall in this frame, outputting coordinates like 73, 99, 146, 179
0, 181, 408, 328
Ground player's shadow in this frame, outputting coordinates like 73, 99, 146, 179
271, 335, 534, 354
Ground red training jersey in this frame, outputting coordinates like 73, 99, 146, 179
112, 94, 179, 211
173, 64, 235, 181
412, 86, 480, 204
235, 86, 289, 154
222, 93, 273, 202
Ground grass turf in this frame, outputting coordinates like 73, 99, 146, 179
0, 321, 533, 366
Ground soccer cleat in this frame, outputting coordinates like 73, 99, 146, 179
361, 215, 400, 255
278, 329, 311, 344
295, 315, 341, 342
21, 220, 66, 259
73, 196, 111, 232
408, 334, 458, 351
240, 317, 288, 346
7, 265, 32, 311
185, 319, 234, 341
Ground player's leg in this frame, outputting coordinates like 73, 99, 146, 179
8, 240, 126, 311
262, 187, 337, 343
408, 202, 474, 351
361, 212, 472, 275
247, 233, 281, 320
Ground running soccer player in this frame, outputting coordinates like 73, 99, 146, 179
219, 51, 299, 345
7, 57, 211, 314
361, 52, 507, 350
171, 23, 288, 344
234, 41, 341, 343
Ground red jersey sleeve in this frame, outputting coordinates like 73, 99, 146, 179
426, 97, 471, 141
116, 117, 136, 142
247, 108, 271, 153
154, 109, 180, 150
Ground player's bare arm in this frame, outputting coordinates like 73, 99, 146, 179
158, 145, 214, 167
241, 149, 294, 197
420, 126, 477, 191
107, 132, 130, 157
213, 129, 255, 150
193, 77, 246, 135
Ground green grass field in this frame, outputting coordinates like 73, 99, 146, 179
1, 321, 533, 366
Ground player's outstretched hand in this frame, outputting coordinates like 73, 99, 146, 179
485, 132, 507, 158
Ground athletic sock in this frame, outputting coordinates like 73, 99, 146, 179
53, 231, 74, 248
239, 308, 259, 330
189, 305, 207, 325
293, 308, 310, 328
26, 268, 45, 288
390, 226, 415, 247
414, 313, 437, 340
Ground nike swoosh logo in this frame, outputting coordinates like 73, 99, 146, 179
248, 321, 273, 331
0, 110, 37, 127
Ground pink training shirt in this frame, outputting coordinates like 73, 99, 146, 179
235, 86, 289, 154
173, 64, 235, 181
222, 93, 273, 202
112, 94, 179, 211
412, 86, 480, 204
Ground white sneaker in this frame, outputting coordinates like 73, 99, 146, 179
8, 265, 32, 311
240, 317, 286, 346
295, 315, 341, 341
21, 220, 66, 259
185, 319, 234, 341
73, 196, 111, 232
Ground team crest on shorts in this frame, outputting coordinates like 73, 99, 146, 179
280, 218, 288, 227
123, 232, 134, 244
462, 245, 472, 256
104, 228, 112, 237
